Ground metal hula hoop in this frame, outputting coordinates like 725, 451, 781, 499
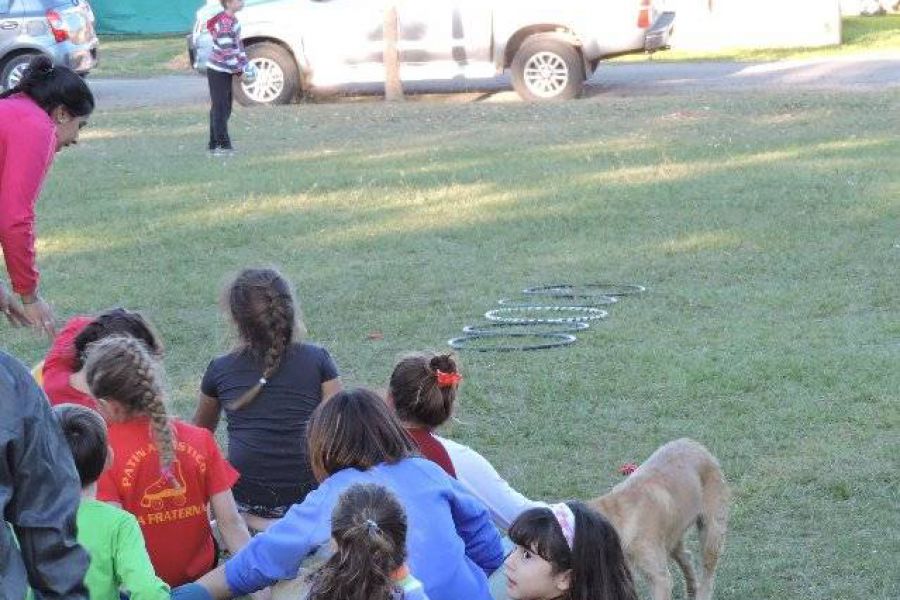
463, 321, 590, 334
448, 332, 577, 352
523, 283, 647, 297
485, 306, 608, 324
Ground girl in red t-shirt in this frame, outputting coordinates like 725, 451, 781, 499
86, 335, 252, 587
42, 307, 163, 409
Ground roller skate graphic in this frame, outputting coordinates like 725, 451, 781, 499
140, 460, 187, 510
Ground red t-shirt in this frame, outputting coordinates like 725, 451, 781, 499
406, 427, 457, 478
97, 418, 239, 586
42, 316, 98, 409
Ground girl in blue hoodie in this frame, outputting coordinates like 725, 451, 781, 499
185, 387, 503, 600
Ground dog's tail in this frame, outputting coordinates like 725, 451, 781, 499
696, 447, 729, 600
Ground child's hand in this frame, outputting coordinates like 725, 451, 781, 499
241, 63, 258, 84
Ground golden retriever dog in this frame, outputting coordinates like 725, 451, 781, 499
588, 438, 729, 600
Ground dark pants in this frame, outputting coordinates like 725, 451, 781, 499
207, 69, 233, 150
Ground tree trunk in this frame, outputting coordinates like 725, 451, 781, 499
383, 4, 404, 101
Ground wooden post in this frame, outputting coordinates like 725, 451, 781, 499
383, 4, 404, 101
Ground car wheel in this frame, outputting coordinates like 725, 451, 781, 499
234, 43, 300, 106
1, 53, 41, 92
511, 34, 584, 101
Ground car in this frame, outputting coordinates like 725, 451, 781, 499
187, 0, 675, 106
0, 0, 98, 91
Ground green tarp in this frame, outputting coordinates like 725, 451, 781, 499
91, 0, 204, 35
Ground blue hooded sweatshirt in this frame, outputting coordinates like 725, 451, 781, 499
224, 457, 503, 600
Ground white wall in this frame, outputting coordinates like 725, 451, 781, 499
669, 0, 843, 50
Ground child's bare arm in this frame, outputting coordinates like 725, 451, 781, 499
210, 489, 251, 554
193, 392, 223, 431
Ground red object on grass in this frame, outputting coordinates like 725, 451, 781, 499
619, 462, 638, 476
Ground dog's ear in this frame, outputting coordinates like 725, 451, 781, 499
553, 569, 572, 594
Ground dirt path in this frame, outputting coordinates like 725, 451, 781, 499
88, 53, 900, 109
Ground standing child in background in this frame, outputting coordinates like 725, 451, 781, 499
194, 267, 341, 533
54, 403, 170, 600
86, 336, 253, 587
306, 483, 429, 600
504, 502, 638, 600
206, 0, 249, 155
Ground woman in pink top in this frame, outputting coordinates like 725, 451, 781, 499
0, 55, 94, 336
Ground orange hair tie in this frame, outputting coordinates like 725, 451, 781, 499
435, 370, 462, 388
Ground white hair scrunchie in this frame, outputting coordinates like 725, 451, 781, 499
534, 502, 576, 551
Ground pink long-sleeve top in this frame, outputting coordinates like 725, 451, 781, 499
0, 94, 56, 296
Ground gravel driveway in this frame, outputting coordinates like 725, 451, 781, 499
88, 52, 900, 109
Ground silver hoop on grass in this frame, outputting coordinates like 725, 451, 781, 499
448, 332, 576, 352
523, 283, 647, 297
463, 321, 590, 335
498, 295, 618, 307
484, 306, 608, 324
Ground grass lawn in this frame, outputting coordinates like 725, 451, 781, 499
92, 34, 192, 78
91, 16, 900, 78
4, 88, 898, 599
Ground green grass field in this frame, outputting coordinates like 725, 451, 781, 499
4, 88, 898, 598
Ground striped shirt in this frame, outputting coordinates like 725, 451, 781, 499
206, 11, 248, 74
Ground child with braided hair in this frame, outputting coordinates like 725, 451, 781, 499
86, 336, 252, 587
307, 483, 429, 600
194, 267, 341, 532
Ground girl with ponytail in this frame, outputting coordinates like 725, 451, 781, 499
388, 352, 539, 529
0, 55, 94, 335
85, 336, 252, 587
194, 267, 341, 532
307, 483, 429, 600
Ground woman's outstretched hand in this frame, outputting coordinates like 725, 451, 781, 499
0, 283, 30, 327
20, 293, 56, 337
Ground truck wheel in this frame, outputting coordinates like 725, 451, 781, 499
234, 43, 300, 106
511, 34, 584, 101
1, 53, 41, 92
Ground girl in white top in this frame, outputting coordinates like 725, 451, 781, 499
387, 352, 540, 529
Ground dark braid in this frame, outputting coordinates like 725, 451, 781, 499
84, 335, 176, 477
227, 267, 299, 410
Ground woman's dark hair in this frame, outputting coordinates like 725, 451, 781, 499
389, 352, 459, 429
307, 483, 408, 600
0, 55, 94, 117
509, 501, 638, 600
224, 267, 302, 410
73, 307, 163, 371
307, 388, 416, 483
54, 403, 108, 487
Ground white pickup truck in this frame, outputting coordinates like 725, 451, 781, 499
188, 0, 675, 105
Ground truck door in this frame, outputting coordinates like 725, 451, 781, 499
301, 0, 385, 79
397, 0, 492, 68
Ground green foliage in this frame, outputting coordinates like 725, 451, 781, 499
5, 90, 898, 599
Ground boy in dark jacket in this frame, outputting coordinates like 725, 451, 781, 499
0, 350, 89, 599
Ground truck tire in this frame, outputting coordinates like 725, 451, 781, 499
234, 42, 300, 106
1, 53, 41, 92
511, 34, 584, 101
